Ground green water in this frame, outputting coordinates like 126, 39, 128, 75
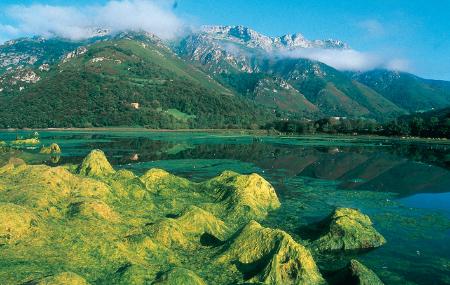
1, 130, 449, 285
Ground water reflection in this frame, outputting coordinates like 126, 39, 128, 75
37, 134, 449, 198
2, 131, 449, 198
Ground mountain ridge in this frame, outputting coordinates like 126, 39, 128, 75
0, 25, 449, 128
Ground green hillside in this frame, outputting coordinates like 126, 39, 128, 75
354, 70, 450, 112
0, 35, 272, 129
262, 58, 406, 119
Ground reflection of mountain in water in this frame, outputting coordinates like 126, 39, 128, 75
49, 134, 450, 198
255, 147, 450, 196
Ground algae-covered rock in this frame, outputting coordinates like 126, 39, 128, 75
10, 138, 40, 145
69, 199, 120, 222
35, 272, 90, 285
347, 260, 384, 285
148, 206, 229, 249
204, 171, 280, 222
154, 268, 207, 285
327, 259, 384, 285
78, 149, 115, 177
114, 169, 138, 180
0, 148, 331, 285
0, 203, 37, 245
108, 264, 155, 285
141, 168, 192, 193
40, 143, 62, 154
217, 220, 325, 285
176, 206, 230, 240
312, 208, 386, 251
0, 164, 110, 215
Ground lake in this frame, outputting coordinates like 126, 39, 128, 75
1, 130, 449, 285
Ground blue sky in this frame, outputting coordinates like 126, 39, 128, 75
1, 0, 449, 80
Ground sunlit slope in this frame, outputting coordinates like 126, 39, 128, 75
0, 34, 271, 129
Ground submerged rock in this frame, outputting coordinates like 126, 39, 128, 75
312, 208, 386, 251
0, 203, 37, 245
204, 171, 280, 221
326, 259, 384, 285
40, 143, 62, 154
217, 220, 325, 285
347, 260, 384, 285
78, 149, 115, 177
154, 268, 207, 285
34, 272, 90, 285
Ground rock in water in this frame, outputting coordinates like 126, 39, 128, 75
78, 149, 115, 177
204, 171, 281, 221
217, 220, 325, 285
347, 260, 384, 285
10, 138, 40, 145
153, 268, 207, 285
313, 208, 386, 251
40, 143, 62, 154
34, 272, 90, 285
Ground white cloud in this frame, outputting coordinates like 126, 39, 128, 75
358, 19, 385, 37
385, 58, 411, 71
0, 24, 20, 35
279, 48, 410, 72
3, 0, 183, 40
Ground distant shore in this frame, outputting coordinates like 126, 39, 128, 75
0, 127, 448, 145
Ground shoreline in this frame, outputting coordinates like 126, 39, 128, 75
0, 127, 448, 145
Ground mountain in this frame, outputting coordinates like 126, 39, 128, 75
0, 32, 272, 129
353, 70, 450, 112
200, 25, 349, 51
176, 25, 450, 120
1, 25, 450, 128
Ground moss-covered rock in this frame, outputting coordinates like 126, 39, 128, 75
0, 149, 321, 285
10, 138, 40, 145
312, 208, 386, 251
40, 143, 62, 154
141, 168, 193, 193
217, 220, 325, 285
78, 149, 115, 177
0, 163, 110, 217
176, 206, 230, 240
203, 171, 280, 222
0, 203, 37, 245
34, 272, 90, 285
347, 260, 384, 285
154, 268, 207, 285
148, 206, 229, 249
68, 199, 120, 222
107, 264, 157, 285
326, 259, 384, 285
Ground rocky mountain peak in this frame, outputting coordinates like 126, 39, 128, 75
199, 25, 348, 51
